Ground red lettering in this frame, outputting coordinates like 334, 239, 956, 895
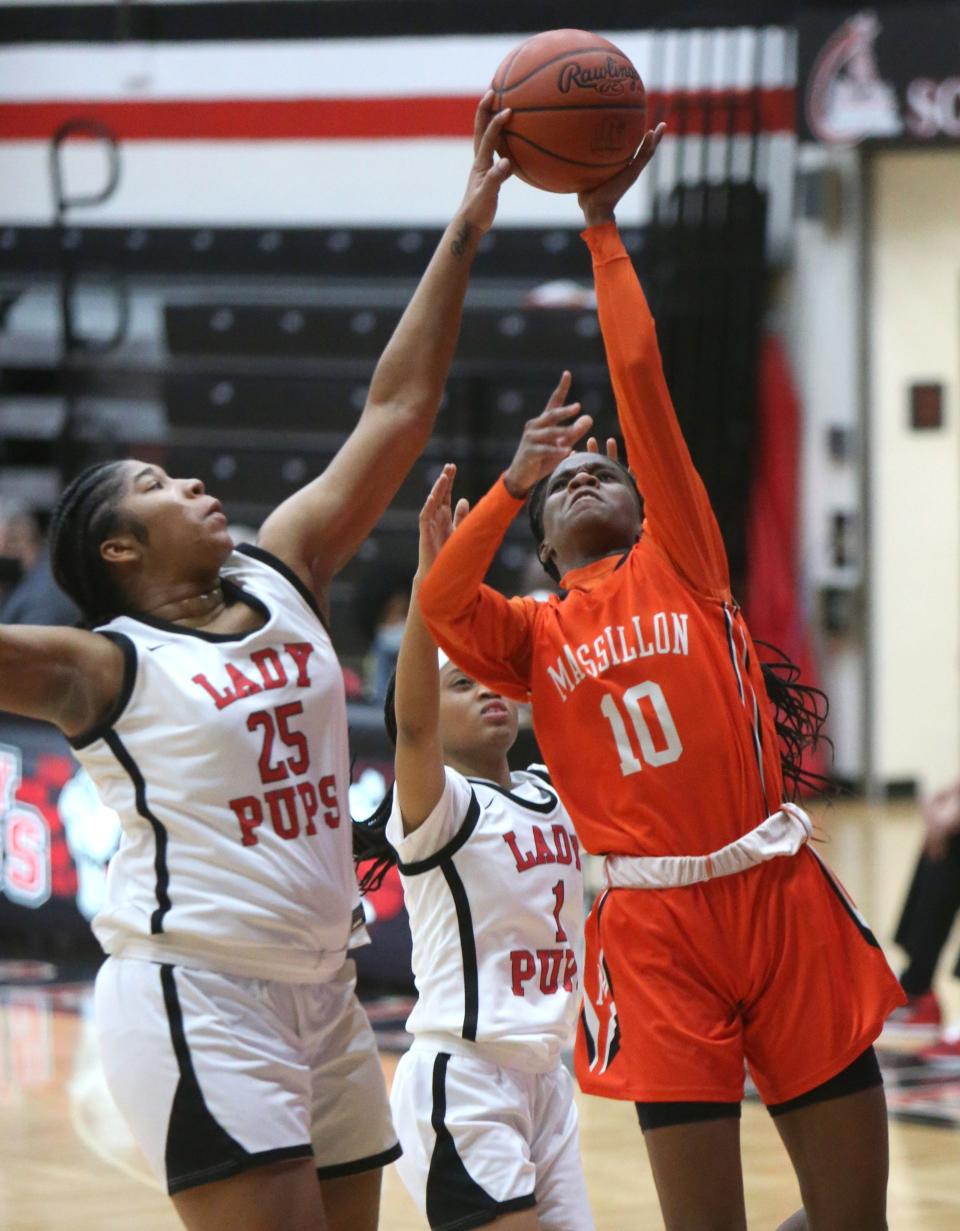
551, 824, 572, 865
266, 785, 299, 839
284, 642, 314, 687
229, 795, 263, 846
318, 774, 340, 828
510, 949, 536, 996
551, 879, 567, 942
562, 949, 578, 992
296, 780, 319, 835
538, 949, 562, 994
225, 663, 262, 699
503, 831, 536, 872
571, 834, 581, 871
532, 826, 556, 865
250, 648, 288, 690
248, 711, 287, 783
192, 672, 237, 710
276, 702, 309, 776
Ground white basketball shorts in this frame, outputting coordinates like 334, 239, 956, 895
94, 955, 400, 1194
390, 1045, 595, 1231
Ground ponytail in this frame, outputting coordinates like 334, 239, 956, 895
757, 641, 833, 800
352, 671, 400, 894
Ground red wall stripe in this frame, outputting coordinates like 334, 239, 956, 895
0, 89, 795, 141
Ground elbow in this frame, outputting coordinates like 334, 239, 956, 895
364, 394, 439, 444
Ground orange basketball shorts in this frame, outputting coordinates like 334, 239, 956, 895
575, 845, 905, 1105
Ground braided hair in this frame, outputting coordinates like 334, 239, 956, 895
48, 460, 145, 627
527, 458, 643, 583
352, 671, 400, 894
756, 642, 833, 800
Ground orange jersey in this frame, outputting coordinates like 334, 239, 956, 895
419, 222, 785, 858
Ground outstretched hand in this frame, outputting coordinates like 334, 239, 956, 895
457, 90, 513, 236
503, 371, 593, 500
417, 464, 470, 578
578, 121, 667, 228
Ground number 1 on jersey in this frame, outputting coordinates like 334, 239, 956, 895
600, 681, 683, 777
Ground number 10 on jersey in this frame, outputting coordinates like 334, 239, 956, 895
600, 681, 683, 776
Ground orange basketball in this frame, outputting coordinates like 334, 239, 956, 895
491, 29, 647, 194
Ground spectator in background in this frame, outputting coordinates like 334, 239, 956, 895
887, 780, 960, 1061
0, 496, 79, 626
352, 561, 414, 704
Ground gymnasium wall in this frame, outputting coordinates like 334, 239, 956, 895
869, 149, 960, 791
781, 144, 865, 784
0, 24, 796, 238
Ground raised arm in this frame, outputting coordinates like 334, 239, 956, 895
392, 467, 466, 830
418, 376, 590, 698
257, 95, 513, 605
0, 624, 126, 738
578, 126, 731, 600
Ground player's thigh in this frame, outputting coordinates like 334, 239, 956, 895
95, 958, 315, 1196
771, 1084, 889, 1231
529, 1066, 594, 1231
641, 1115, 746, 1231
318, 1166, 382, 1231
172, 1156, 326, 1231
391, 1049, 538, 1230
303, 964, 400, 1178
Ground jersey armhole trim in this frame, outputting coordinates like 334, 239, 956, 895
68, 631, 137, 750
237, 543, 331, 634
396, 789, 481, 876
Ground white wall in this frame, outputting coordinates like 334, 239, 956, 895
781, 144, 866, 781
869, 149, 960, 790
0, 30, 796, 236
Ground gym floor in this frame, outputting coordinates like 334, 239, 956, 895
4, 798, 959, 1230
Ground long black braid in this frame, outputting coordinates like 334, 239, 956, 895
48, 460, 145, 628
352, 671, 401, 894
756, 641, 833, 800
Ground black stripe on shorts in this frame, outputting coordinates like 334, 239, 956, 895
160, 965, 313, 1195
425, 1053, 536, 1231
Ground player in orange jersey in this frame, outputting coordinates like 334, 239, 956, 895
417, 124, 903, 1231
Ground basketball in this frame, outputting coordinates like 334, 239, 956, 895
491, 29, 647, 194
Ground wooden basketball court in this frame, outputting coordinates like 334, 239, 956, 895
3, 799, 959, 1230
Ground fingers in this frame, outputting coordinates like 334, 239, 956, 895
604, 436, 619, 460
473, 88, 496, 153
420, 463, 456, 520
452, 497, 470, 529
634, 120, 667, 172
544, 370, 573, 411
475, 106, 512, 169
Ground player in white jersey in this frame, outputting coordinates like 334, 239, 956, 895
0, 99, 514, 1231
354, 467, 594, 1231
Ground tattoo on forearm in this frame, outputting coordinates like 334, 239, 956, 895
451, 221, 473, 258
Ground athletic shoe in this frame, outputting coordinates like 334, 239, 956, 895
919, 1025, 960, 1065
883, 990, 942, 1036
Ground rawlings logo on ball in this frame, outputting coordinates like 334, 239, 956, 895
557, 57, 641, 96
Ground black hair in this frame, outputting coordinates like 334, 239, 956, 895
48, 460, 144, 627
352, 670, 400, 894
756, 641, 833, 800
527, 456, 643, 583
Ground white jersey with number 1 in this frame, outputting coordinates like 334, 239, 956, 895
387, 766, 584, 1072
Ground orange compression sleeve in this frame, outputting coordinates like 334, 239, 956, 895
417, 474, 537, 702
583, 222, 731, 600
